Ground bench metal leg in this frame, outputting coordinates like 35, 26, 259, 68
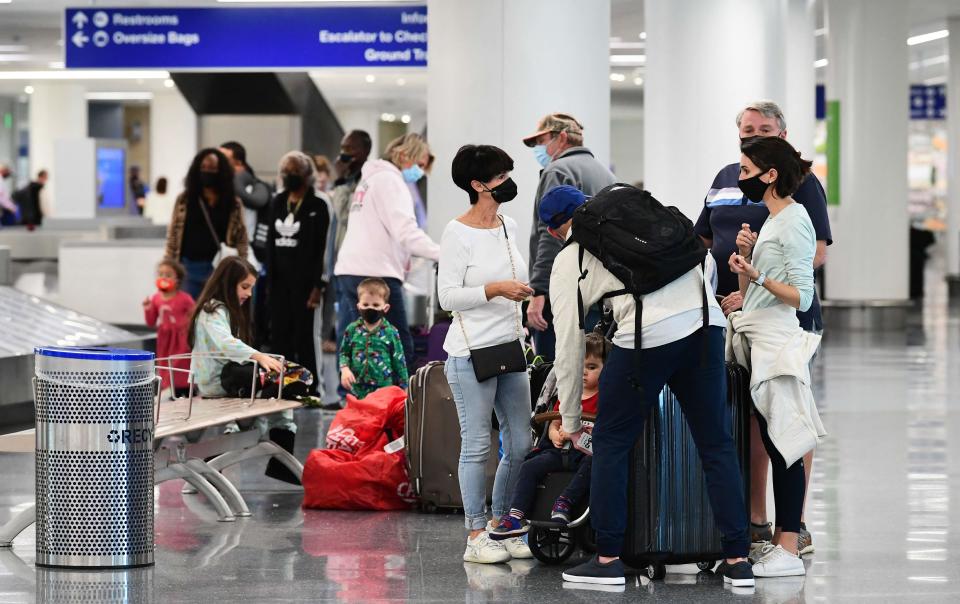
207, 441, 304, 483
156, 464, 235, 522
0, 505, 36, 547
184, 459, 251, 517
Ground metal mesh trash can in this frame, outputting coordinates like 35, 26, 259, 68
34, 346, 157, 568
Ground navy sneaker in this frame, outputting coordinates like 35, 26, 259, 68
551, 496, 573, 523
489, 515, 529, 540
716, 560, 755, 588
561, 555, 626, 585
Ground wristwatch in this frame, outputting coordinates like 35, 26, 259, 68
752, 272, 767, 287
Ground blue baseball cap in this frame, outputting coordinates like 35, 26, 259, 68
538, 185, 587, 229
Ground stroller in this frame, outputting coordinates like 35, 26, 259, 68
523, 365, 597, 565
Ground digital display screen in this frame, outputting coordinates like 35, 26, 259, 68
96, 146, 125, 209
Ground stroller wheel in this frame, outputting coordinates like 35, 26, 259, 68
528, 525, 576, 565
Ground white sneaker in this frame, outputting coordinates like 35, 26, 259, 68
752, 545, 806, 578
463, 532, 511, 564
749, 540, 774, 564
503, 536, 533, 559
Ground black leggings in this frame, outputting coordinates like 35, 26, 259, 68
756, 412, 805, 533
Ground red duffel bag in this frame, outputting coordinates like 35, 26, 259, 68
302, 449, 416, 511
324, 386, 407, 457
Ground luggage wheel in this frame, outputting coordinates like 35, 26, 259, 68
528, 525, 576, 565
646, 562, 667, 581
697, 560, 716, 571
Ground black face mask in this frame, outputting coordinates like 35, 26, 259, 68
738, 172, 771, 203
199, 171, 218, 188
282, 173, 304, 191
485, 177, 518, 204
338, 153, 354, 164
360, 307, 383, 324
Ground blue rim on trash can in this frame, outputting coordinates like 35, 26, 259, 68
34, 346, 154, 361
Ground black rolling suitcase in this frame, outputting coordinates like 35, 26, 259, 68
621, 362, 751, 579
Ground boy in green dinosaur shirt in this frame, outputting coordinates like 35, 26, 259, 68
338, 278, 409, 399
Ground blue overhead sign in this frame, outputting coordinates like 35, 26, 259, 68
64, 6, 427, 69
910, 84, 946, 120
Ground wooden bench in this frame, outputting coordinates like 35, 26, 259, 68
0, 394, 305, 546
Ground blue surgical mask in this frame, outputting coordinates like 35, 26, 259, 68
402, 164, 425, 183
533, 145, 552, 168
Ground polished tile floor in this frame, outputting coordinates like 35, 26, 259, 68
1, 280, 959, 602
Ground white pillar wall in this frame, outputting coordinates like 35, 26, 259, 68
946, 16, 960, 280
781, 0, 817, 158
149, 89, 198, 199
28, 82, 87, 217
426, 0, 611, 258
824, 0, 909, 301
645, 0, 812, 221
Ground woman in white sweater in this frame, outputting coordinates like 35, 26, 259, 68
438, 144, 534, 565
334, 133, 440, 370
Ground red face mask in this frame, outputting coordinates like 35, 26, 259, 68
156, 277, 175, 292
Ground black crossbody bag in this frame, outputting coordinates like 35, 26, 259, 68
457, 216, 526, 382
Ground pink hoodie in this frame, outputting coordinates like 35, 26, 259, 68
334, 159, 440, 281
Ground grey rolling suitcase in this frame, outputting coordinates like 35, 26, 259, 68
405, 361, 498, 511
622, 362, 752, 579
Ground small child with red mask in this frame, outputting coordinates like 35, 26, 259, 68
143, 258, 195, 394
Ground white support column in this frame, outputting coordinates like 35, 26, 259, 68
824, 0, 909, 302
946, 17, 960, 286
645, 0, 796, 220
149, 89, 197, 199
28, 82, 87, 217
426, 0, 611, 258
782, 0, 817, 158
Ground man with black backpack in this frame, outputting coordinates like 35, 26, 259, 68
544, 184, 754, 588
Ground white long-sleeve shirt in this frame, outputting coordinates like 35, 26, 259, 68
334, 160, 440, 281
438, 216, 529, 357
550, 239, 725, 433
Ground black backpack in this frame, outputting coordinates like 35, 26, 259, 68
568, 183, 709, 388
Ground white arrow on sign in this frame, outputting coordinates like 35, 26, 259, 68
72, 31, 89, 48
72, 12, 88, 29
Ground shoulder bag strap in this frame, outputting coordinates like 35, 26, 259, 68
196, 197, 222, 247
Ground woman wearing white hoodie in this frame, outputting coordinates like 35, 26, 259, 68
334, 133, 440, 370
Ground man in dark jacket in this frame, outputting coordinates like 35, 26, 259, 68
523, 113, 616, 360
220, 141, 273, 259
14, 170, 48, 229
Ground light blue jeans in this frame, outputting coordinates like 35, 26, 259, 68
445, 355, 531, 531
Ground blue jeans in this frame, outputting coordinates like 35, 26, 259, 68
182, 257, 213, 300
591, 327, 750, 558
336, 275, 414, 369
444, 355, 531, 530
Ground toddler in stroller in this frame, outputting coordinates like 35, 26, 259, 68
490, 333, 609, 563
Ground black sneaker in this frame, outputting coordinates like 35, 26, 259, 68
561, 555, 626, 585
716, 560, 755, 588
